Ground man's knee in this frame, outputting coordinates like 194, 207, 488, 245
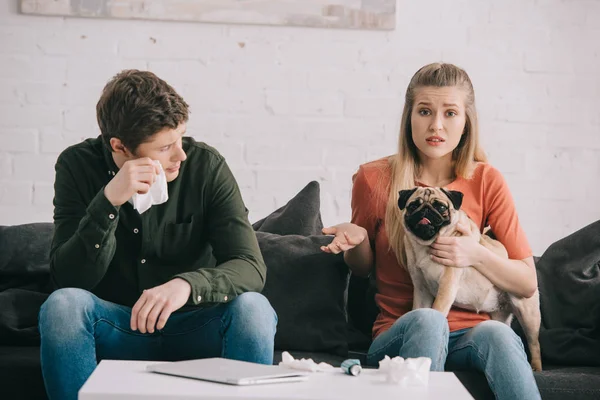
39, 288, 95, 335
228, 292, 277, 336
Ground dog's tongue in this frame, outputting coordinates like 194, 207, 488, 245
418, 217, 431, 225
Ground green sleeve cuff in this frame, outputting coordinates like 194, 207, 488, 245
174, 271, 234, 305
86, 187, 120, 231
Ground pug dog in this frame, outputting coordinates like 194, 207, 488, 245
398, 187, 542, 371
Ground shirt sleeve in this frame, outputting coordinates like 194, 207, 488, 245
174, 158, 266, 305
483, 166, 532, 260
50, 153, 120, 289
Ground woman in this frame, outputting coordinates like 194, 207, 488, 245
322, 63, 541, 399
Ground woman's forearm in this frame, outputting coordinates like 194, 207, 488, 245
344, 235, 374, 277
473, 248, 537, 298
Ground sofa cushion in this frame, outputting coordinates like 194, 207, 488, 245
0, 223, 53, 293
535, 220, 600, 367
0, 346, 47, 400
252, 181, 323, 236
0, 223, 54, 345
258, 232, 349, 357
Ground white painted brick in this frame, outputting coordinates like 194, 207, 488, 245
183, 87, 264, 114
245, 144, 322, 168
277, 42, 359, 69
0, 129, 38, 153
480, 121, 549, 149
0, 181, 32, 206
0, 105, 62, 129
265, 91, 343, 116
222, 116, 302, 141
490, 1, 585, 27
202, 140, 245, 167
36, 30, 118, 56
487, 146, 527, 174
0, 26, 37, 54
33, 182, 54, 206
66, 58, 147, 83
366, 146, 395, 162
256, 169, 333, 192
20, 82, 66, 105
300, 119, 386, 144
0, 155, 12, 178
495, 100, 574, 125
184, 115, 225, 142
229, 69, 308, 92
0, 55, 36, 80
474, 73, 549, 104
40, 127, 87, 154
344, 96, 402, 118
63, 83, 104, 106
229, 167, 255, 191
0, 83, 21, 105
148, 61, 217, 88
322, 146, 366, 168
0, 55, 68, 82
118, 31, 213, 62
63, 107, 99, 134
208, 41, 280, 67
13, 154, 57, 181
524, 50, 575, 74
0, 205, 53, 224
442, 48, 524, 75
308, 70, 393, 95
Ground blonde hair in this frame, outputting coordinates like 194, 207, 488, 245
384, 62, 487, 266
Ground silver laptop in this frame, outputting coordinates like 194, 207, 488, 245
146, 357, 309, 386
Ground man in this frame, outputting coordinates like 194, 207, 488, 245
38, 70, 276, 400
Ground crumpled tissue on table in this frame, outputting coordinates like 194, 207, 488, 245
278, 351, 336, 372
378, 355, 431, 386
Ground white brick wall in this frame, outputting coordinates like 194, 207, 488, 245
1, 0, 599, 255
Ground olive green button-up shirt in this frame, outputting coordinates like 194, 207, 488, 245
50, 136, 266, 308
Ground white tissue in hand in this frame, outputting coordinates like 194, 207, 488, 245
279, 351, 335, 372
378, 355, 431, 386
130, 160, 168, 214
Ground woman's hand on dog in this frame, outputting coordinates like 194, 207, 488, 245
321, 223, 367, 254
429, 222, 484, 268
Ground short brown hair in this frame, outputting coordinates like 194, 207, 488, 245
96, 69, 189, 153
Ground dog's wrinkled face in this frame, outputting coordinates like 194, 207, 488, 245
398, 187, 464, 241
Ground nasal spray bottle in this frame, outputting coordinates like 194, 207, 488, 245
341, 359, 362, 376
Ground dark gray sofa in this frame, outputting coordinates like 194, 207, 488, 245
2, 182, 600, 400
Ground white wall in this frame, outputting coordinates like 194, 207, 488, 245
1, 0, 599, 255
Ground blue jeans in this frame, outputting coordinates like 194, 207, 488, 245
38, 288, 277, 400
367, 309, 541, 400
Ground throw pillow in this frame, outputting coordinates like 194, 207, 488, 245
252, 181, 323, 236
0, 223, 54, 345
257, 232, 349, 357
534, 219, 600, 367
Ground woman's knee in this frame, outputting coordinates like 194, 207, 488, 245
401, 308, 449, 334
472, 320, 525, 353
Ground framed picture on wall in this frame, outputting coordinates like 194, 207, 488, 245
20, 0, 396, 30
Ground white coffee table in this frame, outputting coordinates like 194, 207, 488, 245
79, 360, 474, 400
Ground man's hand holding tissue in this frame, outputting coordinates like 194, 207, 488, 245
130, 278, 191, 333
104, 157, 161, 206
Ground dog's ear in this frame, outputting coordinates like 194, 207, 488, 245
441, 189, 464, 211
398, 188, 418, 210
